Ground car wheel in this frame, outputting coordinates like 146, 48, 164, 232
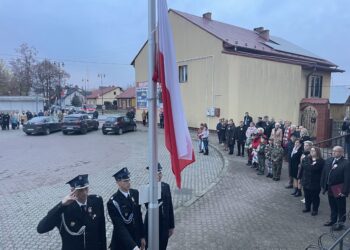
102, 131, 107, 135
45, 128, 50, 135
81, 127, 87, 134
62, 131, 68, 135
25, 132, 31, 135
94, 125, 99, 130
117, 128, 123, 135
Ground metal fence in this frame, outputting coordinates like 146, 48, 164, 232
314, 134, 347, 159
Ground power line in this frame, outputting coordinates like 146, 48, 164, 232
0, 53, 131, 66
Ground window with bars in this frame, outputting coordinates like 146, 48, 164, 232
179, 65, 188, 83
309, 75, 323, 98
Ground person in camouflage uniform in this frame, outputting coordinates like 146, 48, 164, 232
257, 137, 267, 175
265, 138, 274, 178
271, 140, 284, 181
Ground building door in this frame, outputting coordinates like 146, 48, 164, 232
300, 106, 318, 139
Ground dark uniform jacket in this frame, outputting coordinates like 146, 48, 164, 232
145, 182, 175, 250
37, 195, 107, 250
107, 189, 144, 250
320, 157, 350, 196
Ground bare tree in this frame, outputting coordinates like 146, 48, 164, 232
33, 59, 69, 108
10, 43, 37, 96
0, 60, 12, 95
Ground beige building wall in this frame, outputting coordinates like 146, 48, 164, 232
96, 90, 119, 106
224, 55, 304, 125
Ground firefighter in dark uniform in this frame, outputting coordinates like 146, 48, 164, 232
37, 174, 107, 250
145, 163, 175, 250
107, 167, 145, 250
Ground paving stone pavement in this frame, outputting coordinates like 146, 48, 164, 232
0, 127, 224, 250
167, 137, 350, 250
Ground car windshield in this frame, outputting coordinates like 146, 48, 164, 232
29, 117, 47, 123
63, 116, 80, 122
106, 117, 117, 122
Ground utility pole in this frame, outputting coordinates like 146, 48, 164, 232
82, 78, 89, 105
54, 61, 64, 108
97, 73, 105, 114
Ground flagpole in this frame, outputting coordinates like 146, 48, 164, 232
148, 0, 159, 249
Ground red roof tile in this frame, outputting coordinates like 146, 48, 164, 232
116, 87, 135, 99
87, 86, 120, 99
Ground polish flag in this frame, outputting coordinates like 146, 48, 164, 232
154, 0, 195, 188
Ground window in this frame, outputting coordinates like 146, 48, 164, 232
309, 75, 323, 98
179, 65, 188, 83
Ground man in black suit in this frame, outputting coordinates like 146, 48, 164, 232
37, 174, 107, 250
321, 146, 350, 231
107, 168, 145, 250
145, 163, 175, 250
243, 112, 253, 129
235, 121, 246, 156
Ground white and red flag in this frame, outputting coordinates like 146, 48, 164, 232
153, 0, 195, 188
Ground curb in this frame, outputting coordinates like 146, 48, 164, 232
174, 139, 229, 215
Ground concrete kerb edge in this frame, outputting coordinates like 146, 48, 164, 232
174, 139, 229, 216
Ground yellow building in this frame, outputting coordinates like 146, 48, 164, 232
132, 9, 343, 140
86, 86, 122, 107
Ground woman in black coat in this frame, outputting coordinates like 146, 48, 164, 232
300, 146, 324, 215
290, 139, 303, 196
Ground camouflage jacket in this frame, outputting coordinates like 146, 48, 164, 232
271, 146, 284, 162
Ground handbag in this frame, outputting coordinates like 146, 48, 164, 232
330, 183, 343, 197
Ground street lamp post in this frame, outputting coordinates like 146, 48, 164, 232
82, 78, 89, 105
54, 61, 64, 109
97, 73, 105, 114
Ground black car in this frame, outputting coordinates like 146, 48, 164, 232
62, 114, 99, 135
23, 116, 61, 135
102, 115, 137, 135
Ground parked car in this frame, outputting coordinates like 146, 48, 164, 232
62, 114, 99, 135
102, 115, 137, 135
83, 104, 96, 113
23, 116, 61, 135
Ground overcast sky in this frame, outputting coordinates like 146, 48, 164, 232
0, 0, 349, 102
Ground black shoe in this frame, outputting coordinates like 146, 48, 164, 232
257, 172, 264, 175
290, 189, 297, 196
333, 223, 345, 231
269, 175, 273, 178
242, 155, 245, 157
311, 211, 318, 216
246, 162, 252, 166
324, 221, 335, 227
274, 178, 280, 181
236, 154, 240, 156
199, 150, 203, 153
285, 184, 293, 189
204, 153, 208, 155
294, 190, 302, 197
302, 209, 311, 213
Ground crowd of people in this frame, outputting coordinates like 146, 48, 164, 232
0, 110, 48, 130
197, 112, 350, 231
